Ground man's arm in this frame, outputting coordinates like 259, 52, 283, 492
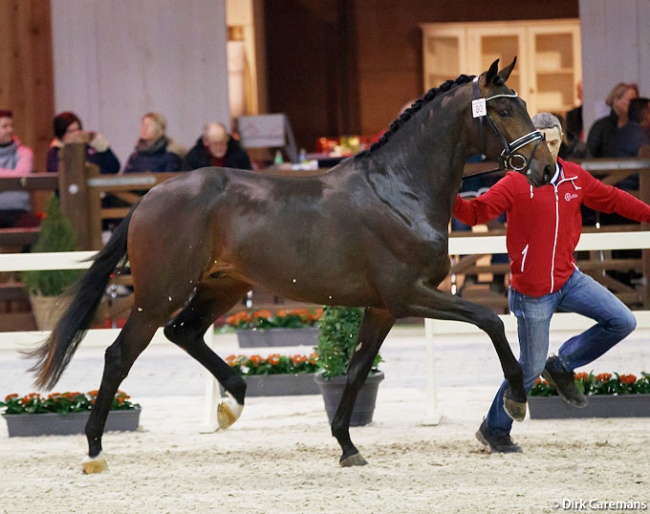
453, 173, 514, 226
581, 169, 650, 223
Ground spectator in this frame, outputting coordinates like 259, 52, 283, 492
182, 122, 252, 171
0, 109, 36, 228
123, 112, 183, 173
46, 111, 120, 174
609, 97, 650, 159
565, 80, 583, 143
587, 83, 639, 158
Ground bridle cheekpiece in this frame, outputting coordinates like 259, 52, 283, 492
471, 76, 544, 173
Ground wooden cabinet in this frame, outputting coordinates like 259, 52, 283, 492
421, 19, 581, 116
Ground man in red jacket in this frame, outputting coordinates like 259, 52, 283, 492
454, 112, 650, 453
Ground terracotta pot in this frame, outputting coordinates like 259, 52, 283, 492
29, 295, 66, 331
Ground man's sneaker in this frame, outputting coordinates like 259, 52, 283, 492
475, 419, 522, 453
542, 355, 588, 408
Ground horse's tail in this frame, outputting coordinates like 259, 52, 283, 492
26, 206, 137, 390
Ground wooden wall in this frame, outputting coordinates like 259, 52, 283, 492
264, 0, 579, 151
0, 0, 54, 178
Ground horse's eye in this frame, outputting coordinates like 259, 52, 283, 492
498, 109, 510, 118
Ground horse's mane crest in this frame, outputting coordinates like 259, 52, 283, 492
356, 73, 475, 159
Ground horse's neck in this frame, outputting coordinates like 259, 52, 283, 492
379, 100, 470, 197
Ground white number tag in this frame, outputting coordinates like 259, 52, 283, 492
472, 98, 487, 118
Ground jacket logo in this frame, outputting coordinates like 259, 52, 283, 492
564, 192, 578, 202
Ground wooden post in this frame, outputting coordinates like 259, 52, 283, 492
59, 143, 92, 250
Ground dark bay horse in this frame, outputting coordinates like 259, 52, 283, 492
28, 59, 554, 473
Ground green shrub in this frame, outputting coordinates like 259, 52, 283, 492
316, 306, 382, 379
22, 194, 82, 296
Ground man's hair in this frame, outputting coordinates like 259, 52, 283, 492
0, 109, 13, 119
628, 98, 649, 123
532, 112, 562, 135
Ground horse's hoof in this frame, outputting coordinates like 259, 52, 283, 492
504, 389, 527, 422
82, 453, 109, 474
217, 397, 244, 429
339, 453, 368, 467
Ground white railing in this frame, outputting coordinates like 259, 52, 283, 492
2, 230, 650, 429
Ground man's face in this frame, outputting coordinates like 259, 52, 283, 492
204, 136, 228, 158
539, 126, 561, 164
0, 116, 15, 145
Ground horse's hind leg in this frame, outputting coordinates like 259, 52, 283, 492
406, 281, 526, 421
83, 313, 162, 474
331, 307, 395, 467
164, 279, 251, 429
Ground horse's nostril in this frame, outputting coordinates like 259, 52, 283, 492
544, 165, 554, 182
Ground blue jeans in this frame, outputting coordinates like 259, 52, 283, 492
486, 269, 637, 435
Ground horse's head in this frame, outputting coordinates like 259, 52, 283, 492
470, 58, 555, 187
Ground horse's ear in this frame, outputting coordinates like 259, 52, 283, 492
497, 57, 517, 83
485, 59, 500, 85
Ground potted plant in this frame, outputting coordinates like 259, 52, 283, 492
0, 390, 141, 437
528, 371, 650, 419
313, 306, 384, 426
222, 352, 320, 396
225, 308, 323, 348
22, 194, 82, 330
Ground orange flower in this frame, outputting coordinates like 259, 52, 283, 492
252, 310, 273, 320
619, 374, 637, 384
575, 372, 589, 380
595, 373, 612, 382
268, 354, 281, 365
4, 393, 19, 401
248, 354, 263, 366
290, 354, 307, 365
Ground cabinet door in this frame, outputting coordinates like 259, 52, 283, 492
421, 25, 467, 91
527, 22, 582, 116
467, 26, 529, 101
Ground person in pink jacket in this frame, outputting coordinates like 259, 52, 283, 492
454, 112, 650, 453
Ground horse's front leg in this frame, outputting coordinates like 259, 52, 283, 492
331, 307, 395, 467
406, 281, 526, 421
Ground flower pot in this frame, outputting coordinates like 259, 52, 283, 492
30, 294, 66, 331
528, 395, 650, 419
220, 373, 320, 397
2, 408, 141, 437
314, 371, 384, 427
236, 327, 319, 348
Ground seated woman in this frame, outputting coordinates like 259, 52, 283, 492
123, 112, 183, 173
46, 111, 120, 174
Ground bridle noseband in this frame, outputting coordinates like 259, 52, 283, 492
471, 76, 544, 173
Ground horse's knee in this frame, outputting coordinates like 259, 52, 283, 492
478, 311, 505, 336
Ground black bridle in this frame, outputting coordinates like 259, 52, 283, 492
471, 76, 544, 174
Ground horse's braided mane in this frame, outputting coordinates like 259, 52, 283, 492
355, 73, 475, 159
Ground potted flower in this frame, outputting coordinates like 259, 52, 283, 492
0, 390, 141, 437
223, 352, 320, 396
22, 194, 82, 330
313, 306, 384, 426
528, 371, 650, 419
225, 308, 323, 348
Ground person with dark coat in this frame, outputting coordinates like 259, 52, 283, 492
46, 111, 120, 174
182, 122, 252, 171
587, 83, 639, 158
123, 112, 183, 173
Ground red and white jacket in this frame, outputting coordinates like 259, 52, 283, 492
452, 158, 650, 297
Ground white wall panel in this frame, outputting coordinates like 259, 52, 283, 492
51, 0, 229, 167
580, 0, 650, 136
